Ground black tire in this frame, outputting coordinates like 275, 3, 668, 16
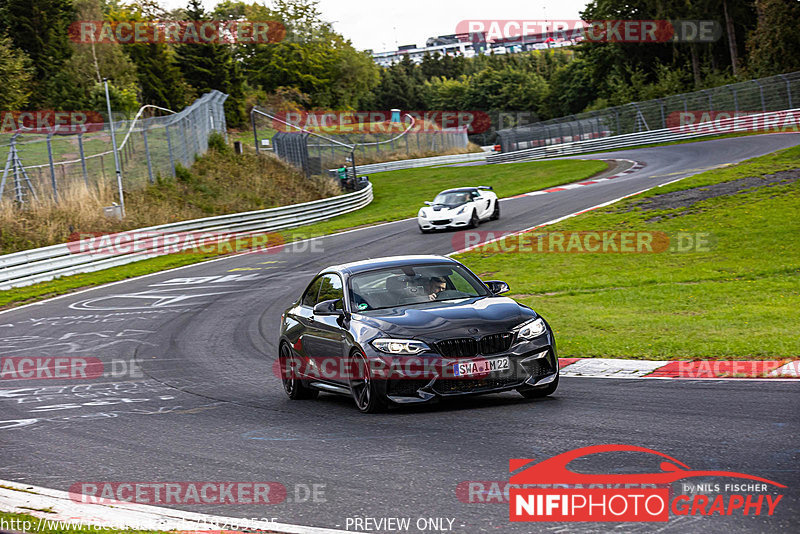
517, 374, 559, 399
279, 343, 318, 400
349, 350, 387, 413
468, 209, 480, 229
419, 225, 431, 234
490, 201, 500, 220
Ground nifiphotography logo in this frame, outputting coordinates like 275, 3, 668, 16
509, 444, 785, 522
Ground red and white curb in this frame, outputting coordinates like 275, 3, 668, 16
0, 480, 347, 534
507, 159, 645, 199
558, 358, 800, 380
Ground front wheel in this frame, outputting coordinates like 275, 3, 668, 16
517, 374, 558, 399
419, 225, 431, 234
349, 350, 387, 413
279, 343, 318, 400
490, 201, 500, 220
468, 210, 480, 229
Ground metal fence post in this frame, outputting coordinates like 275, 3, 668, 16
142, 120, 154, 184
165, 124, 177, 177
46, 133, 58, 201
251, 108, 260, 154
180, 120, 190, 166
779, 74, 792, 109
77, 132, 89, 187
702, 89, 713, 111
753, 80, 766, 112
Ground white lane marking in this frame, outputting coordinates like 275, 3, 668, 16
768, 361, 800, 377
0, 479, 349, 534
564, 375, 800, 382
560, 359, 666, 378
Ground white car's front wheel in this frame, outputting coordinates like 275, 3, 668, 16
490, 201, 500, 220
468, 210, 480, 228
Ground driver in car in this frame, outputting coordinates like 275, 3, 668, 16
425, 276, 447, 300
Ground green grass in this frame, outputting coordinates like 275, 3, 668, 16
0, 158, 606, 309
283, 159, 607, 238
0, 510, 172, 534
455, 145, 800, 360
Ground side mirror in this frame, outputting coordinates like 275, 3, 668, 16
484, 280, 510, 295
313, 298, 344, 316
424, 201, 434, 206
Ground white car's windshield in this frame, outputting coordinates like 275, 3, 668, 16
433, 192, 472, 206
349, 264, 489, 311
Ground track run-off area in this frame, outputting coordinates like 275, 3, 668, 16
1, 133, 799, 533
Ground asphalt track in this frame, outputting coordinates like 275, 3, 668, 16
1, 133, 799, 533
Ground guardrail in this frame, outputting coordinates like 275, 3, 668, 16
0, 183, 373, 290
354, 151, 488, 174
487, 109, 800, 164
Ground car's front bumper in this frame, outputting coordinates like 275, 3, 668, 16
418, 210, 472, 230
373, 340, 559, 404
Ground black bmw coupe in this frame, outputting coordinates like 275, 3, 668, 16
278, 255, 559, 412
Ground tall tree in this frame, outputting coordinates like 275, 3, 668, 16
0, 35, 33, 109
175, 0, 245, 125
116, 0, 187, 110
0, 0, 75, 106
746, 0, 800, 77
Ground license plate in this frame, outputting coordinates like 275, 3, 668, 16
453, 357, 510, 377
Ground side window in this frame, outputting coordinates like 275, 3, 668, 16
449, 270, 474, 293
301, 276, 324, 307
317, 274, 344, 309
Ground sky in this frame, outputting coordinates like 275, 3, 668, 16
157, 0, 589, 52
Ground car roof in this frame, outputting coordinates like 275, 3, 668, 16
325, 255, 458, 275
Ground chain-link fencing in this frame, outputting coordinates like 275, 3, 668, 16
0, 91, 228, 206
496, 72, 800, 152
251, 107, 470, 180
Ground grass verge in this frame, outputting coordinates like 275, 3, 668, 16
0, 158, 606, 309
454, 145, 800, 360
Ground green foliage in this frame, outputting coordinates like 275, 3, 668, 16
207, 131, 230, 154
0, 35, 33, 109
0, 0, 75, 106
746, 0, 800, 77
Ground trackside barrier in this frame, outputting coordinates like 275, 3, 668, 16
349, 151, 488, 175
487, 108, 800, 164
0, 183, 373, 290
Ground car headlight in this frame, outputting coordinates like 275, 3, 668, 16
371, 338, 430, 355
419, 210, 427, 218
516, 317, 547, 340
457, 206, 465, 215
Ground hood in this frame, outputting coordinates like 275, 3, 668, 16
425, 202, 466, 212
355, 296, 533, 341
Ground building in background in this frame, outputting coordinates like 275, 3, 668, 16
372, 30, 582, 67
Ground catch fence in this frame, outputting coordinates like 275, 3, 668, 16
496, 72, 800, 152
0, 91, 228, 205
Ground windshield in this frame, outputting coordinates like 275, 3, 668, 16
432, 192, 472, 206
348, 263, 489, 311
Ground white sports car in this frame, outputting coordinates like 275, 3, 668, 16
417, 186, 500, 233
